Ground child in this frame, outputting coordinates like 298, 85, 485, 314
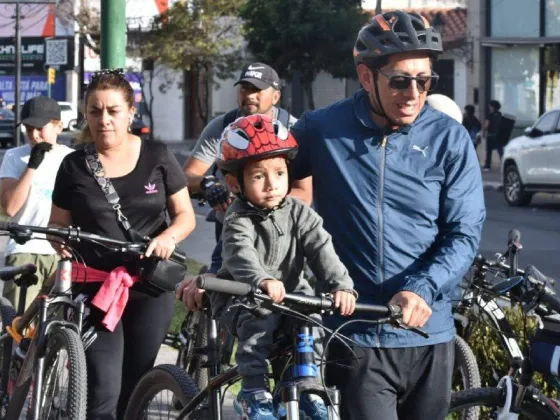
216, 114, 357, 420
0, 96, 72, 308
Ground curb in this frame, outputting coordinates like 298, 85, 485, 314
483, 181, 503, 192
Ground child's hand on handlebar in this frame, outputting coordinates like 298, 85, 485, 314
333, 290, 356, 316
260, 279, 286, 303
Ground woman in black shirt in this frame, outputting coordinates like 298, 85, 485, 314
49, 70, 195, 419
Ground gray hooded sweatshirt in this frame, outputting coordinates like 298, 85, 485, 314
218, 196, 354, 295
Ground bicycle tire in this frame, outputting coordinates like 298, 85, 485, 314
176, 311, 209, 390
123, 364, 199, 420
449, 387, 560, 419
0, 297, 15, 411
453, 335, 481, 420
33, 328, 87, 420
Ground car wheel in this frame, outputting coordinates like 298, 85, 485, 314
503, 164, 533, 206
68, 119, 78, 131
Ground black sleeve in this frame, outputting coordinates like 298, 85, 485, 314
163, 146, 188, 197
52, 155, 72, 210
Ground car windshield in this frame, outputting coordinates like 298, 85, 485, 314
0, 109, 14, 119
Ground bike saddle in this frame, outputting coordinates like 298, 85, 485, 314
490, 276, 524, 295
0, 263, 37, 281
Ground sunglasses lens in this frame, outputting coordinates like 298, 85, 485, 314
389, 75, 437, 93
389, 76, 411, 91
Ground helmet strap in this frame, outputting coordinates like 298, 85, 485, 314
370, 70, 402, 130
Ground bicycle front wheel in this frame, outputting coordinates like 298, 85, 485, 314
34, 328, 87, 420
452, 335, 481, 420
124, 364, 199, 420
0, 296, 15, 416
449, 387, 560, 419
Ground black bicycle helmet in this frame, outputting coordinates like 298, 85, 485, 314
353, 11, 443, 67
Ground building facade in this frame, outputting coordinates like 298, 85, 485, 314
468, 0, 560, 134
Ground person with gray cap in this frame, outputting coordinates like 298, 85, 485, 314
0, 95, 72, 308
182, 62, 310, 247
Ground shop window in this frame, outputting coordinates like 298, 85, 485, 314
490, 0, 539, 37
490, 47, 539, 126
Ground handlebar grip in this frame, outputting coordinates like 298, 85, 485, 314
171, 249, 187, 263
540, 292, 560, 314
0, 221, 11, 231
354, 303, 391, 316
196, 276, 252, 296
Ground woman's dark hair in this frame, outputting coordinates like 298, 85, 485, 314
78, 69, 135, 144
489, 99, 501, 111
464, 104, 475, 116
85, 69, 134, 108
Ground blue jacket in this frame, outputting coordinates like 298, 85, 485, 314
290, 89, 486, 348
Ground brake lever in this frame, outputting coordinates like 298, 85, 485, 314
392, 318, 430, 338
11, 225, 33, 245
387, 304, 429, 338
227, 300, 269, 319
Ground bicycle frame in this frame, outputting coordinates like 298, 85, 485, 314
3, 259, 85, 420
176, 312, 340, 420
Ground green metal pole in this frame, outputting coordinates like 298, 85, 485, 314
100, 0, 126, 69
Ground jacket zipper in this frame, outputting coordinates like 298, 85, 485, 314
266, 213, 283, 267
376, 135, 388, 347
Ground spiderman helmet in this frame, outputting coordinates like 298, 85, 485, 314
217, 114, 298, 173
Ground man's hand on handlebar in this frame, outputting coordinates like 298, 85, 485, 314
389, 291, 432, 328
176, 275, 208, 311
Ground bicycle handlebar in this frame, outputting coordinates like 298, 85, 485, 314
0, 222, 186, 263
196, 275, 417, 326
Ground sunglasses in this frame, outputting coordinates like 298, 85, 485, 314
91, 68, 125, 82
376, 69, 439, 93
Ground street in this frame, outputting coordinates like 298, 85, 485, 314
480, 189, 560, 279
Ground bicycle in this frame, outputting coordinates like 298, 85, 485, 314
124, 275, 429, 420
0, 221, 186, 420
448, 264, 560, 419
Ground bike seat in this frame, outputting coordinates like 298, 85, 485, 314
0, 263, 37, 281
490, 276, 524, 295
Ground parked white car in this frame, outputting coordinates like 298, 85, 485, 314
58, 101, 78, 131
501, 109, 560, 206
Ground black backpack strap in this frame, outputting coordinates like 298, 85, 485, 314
222, 108, 241, 131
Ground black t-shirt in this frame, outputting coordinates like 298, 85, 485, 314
53, 140, 187, 272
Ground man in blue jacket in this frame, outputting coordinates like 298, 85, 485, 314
289, 11, 485, 419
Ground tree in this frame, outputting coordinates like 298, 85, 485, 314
239, 0, 368, 110
140, 0, 245, 125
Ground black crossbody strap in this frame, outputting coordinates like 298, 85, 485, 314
84, 143, 133, 234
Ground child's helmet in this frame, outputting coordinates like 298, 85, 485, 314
217, 114, 298, 172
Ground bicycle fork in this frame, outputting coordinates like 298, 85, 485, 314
281, 323, 340, 420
